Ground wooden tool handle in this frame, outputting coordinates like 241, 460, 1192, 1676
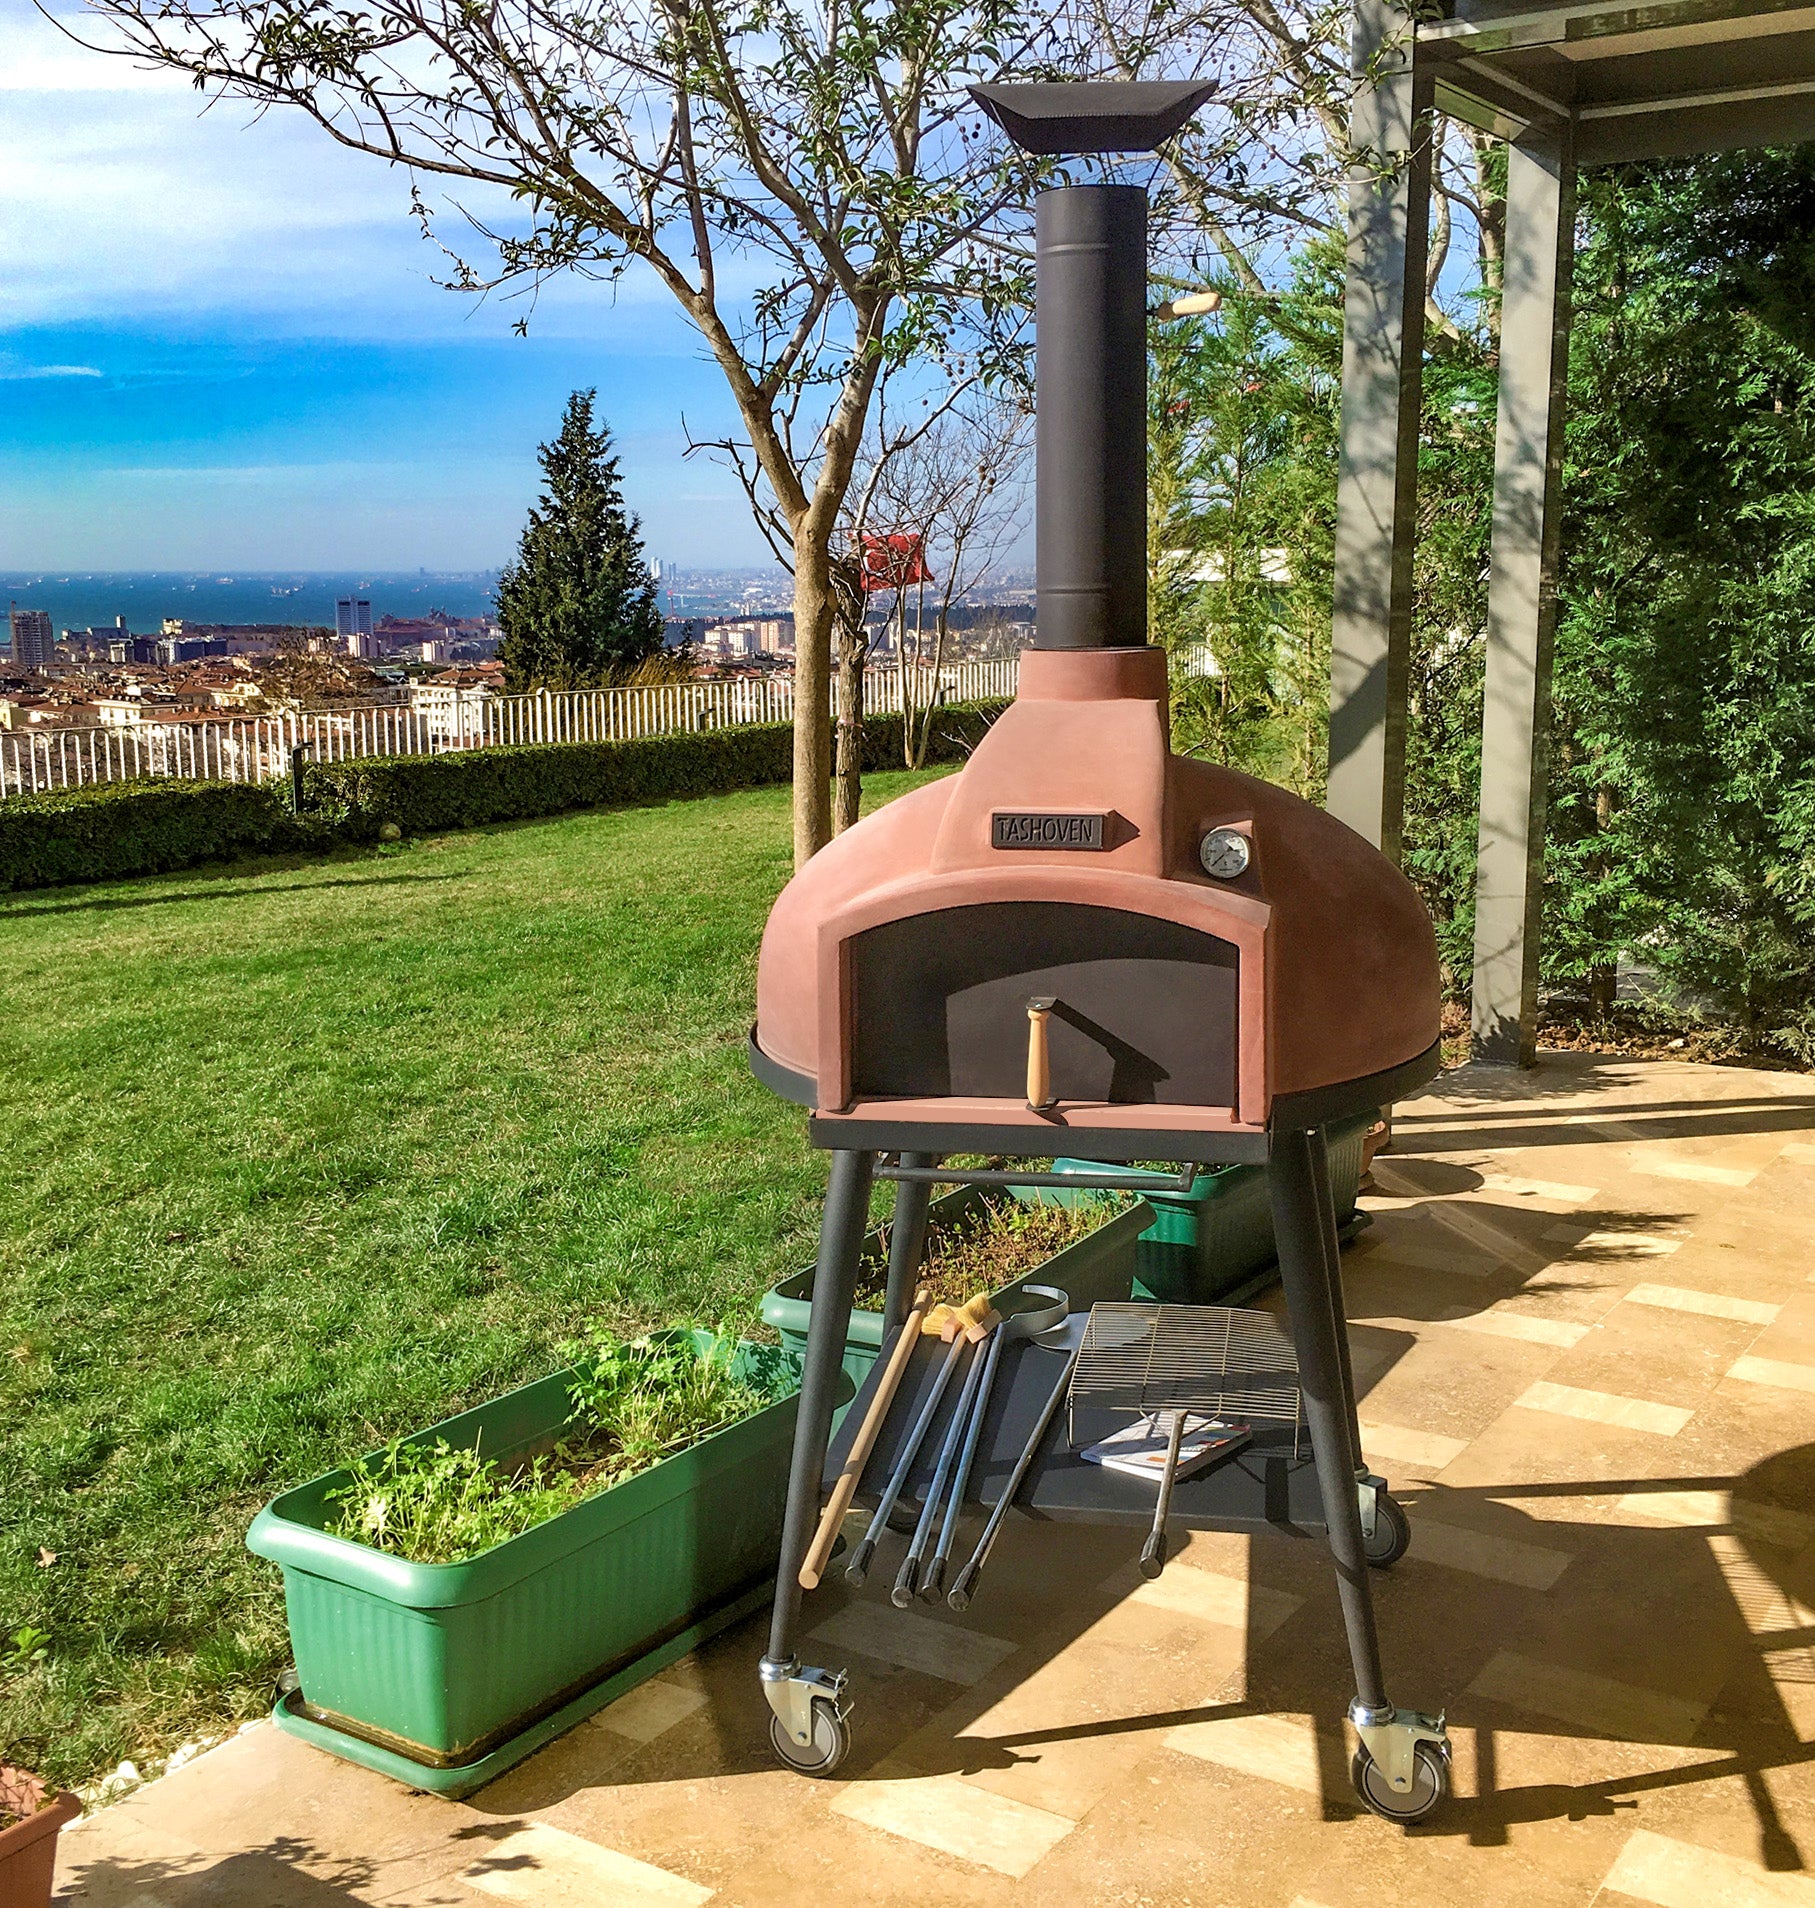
798, 1285, 931, 1590
1026, 1001, 1053, 1112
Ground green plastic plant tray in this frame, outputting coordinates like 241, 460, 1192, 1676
759, 1193, 1152, 1379
1020, 1111, 1375, 1305
269, 1576, 771, 1800
248, 1334, 803, 1786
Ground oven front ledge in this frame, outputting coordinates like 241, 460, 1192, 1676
815, 1097, 1255, 1132
805, 1100, 1271, 1165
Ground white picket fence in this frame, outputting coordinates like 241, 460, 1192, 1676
0, 658, 1020, 799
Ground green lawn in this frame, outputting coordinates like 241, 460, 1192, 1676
0, 770, 948, 1787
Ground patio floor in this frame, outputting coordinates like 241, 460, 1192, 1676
55, 1052, 1815, 1908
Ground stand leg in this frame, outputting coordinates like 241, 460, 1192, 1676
767, 1149, 873, 1663
1268, 1127, 1387, 1713
882, 1155, 934, 1341
1307, 1125, 1364, 1477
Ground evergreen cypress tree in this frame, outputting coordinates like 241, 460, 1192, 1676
496, 391, 665, 689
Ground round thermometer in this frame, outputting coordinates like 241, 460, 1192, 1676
1199, 826, 1251, 880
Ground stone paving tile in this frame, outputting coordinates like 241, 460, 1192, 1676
808, 1600, 1019, 1686
1601, 1826, 1815, 1907
1402, 1508, 1574, 1589
1730, 1355, 1815, 1397
1625, 1283, 1782, 1326
1357, 1419, 1471, 1473
830, 1765, 1076, 1878
1116, 1558, 1305, 1637
1346, 1321, 1578, 1447
596, 1678, 709, 1743
1436, 1306, 1590, 1349
1467, 1651, 1710, 1742
460, 1821, 713, 1908
1612, 1489, 1815, 1552
1514, 1378, 1694, 1437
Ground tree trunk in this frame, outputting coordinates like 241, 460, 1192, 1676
791, 535, 837, 867
834, 612, 866, 834
1588, 782, 1617, 1020
1471, 128, 1506, 343
1588, 965, 1618, 1020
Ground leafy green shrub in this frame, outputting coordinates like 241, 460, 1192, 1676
0, 702, 1007, 893
325, 1329, 794, 1563
307, 700, 1007, 838
0, 778, 321, 892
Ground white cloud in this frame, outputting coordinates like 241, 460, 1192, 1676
0, 361, 102, 378
0, 2, 688, 339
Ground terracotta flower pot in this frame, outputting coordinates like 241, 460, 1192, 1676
0, 1766, 80, 1908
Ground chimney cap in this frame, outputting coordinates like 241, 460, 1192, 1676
968, 79, 1216, 154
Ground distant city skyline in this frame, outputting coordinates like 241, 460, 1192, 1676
0, 564, 861, 640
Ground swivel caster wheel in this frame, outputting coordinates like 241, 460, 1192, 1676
769, 1702, 849, 1777
1363, 1489, 1411, 1569
1351, 1741, 1447, 1824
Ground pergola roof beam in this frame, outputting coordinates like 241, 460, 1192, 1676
1578, 75, 1815, 118
1423, 0, 1815, 58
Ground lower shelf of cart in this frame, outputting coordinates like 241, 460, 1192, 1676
827, 1313, 1331, 1539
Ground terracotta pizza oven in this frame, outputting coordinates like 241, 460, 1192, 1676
754, 83, 1458, 1821
749, 83, 1441, 1162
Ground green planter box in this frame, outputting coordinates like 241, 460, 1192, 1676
759, 1194, 1152, 1381
1026, 1112, 1375, 1305
247, 1335, 799, 1797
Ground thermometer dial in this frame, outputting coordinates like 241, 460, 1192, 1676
1199, 827, 1251, 880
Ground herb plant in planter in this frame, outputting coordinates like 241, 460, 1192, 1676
249, 1328, 800, 1798
0, 1766, 81, 1908
761, 1188, 1150, 1379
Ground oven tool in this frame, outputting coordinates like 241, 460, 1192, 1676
947, 1335, 1081, 1612
893, 1309, 999, 1606
845, 1295, 990, 1587
1140, 1410, 1189, 1578
798, 1283, 933, 1590
1066, 1301, 1301, 1580
1065, 1302, 1302, 1452
923, 1284, 1069, 1602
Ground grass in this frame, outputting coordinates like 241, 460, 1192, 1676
0, 770, 950, 1787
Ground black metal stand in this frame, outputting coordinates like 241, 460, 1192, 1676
1266, 1126, 1386, 1712
760, 1132, 1449, 1815
766, 1149, 873, 1663
881, 1154, 934, 1341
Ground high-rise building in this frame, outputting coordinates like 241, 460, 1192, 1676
336, 597, 373, 640
8, 607, 54, 668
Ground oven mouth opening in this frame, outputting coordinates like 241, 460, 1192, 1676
848, 901, 1239, 1109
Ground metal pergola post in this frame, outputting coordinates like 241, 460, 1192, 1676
1327, 0, 1432, 861
1471, 127, 1577, 1067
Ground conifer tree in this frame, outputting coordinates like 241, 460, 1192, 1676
496, 391, 664, 690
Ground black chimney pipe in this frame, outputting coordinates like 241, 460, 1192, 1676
1033, 185, 1149, 650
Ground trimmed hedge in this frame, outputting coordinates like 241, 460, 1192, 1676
0, 700, 1009, 893
307, 700, 1008, 838
0, 778, 324, 893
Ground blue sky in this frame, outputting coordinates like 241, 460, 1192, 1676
0, 1, 771, 569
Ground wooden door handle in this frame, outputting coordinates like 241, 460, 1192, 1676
1026, 997, 1056, 1112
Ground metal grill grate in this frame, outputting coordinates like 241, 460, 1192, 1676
1066, 1303, 1302, 1445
